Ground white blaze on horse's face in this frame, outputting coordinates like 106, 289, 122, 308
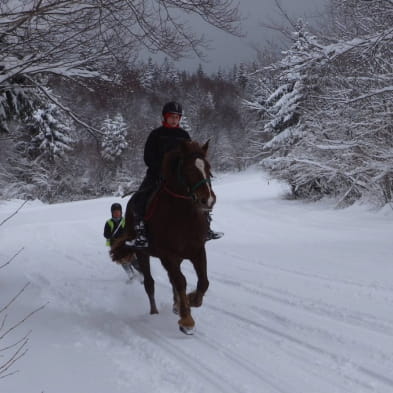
195, 158, 214, 208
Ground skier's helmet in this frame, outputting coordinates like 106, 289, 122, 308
111, 203, 122, 213
162, 101, 182, 116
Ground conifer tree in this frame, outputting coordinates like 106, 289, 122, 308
30, 104, 74, 162
101, 113, 128, 164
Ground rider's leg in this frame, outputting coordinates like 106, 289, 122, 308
206, 211, 224, 241
126, 175, 156, 248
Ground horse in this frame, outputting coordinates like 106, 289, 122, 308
111, 140, 216, 334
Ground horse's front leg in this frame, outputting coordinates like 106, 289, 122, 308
136, 252, 158, 314
170, 283, 179, 315
188, 247, 209, 308
161, 258, 194, 333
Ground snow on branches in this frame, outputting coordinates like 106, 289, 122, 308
247, 5, 393, 206
30, 104, 74, 162
100, 114, 128, 163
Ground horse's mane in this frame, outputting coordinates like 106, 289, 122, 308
162, 140, 208, 179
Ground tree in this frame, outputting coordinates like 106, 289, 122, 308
248, 1, 393, 206
0, 0, 241, 137
101, 113, 128, 164
244, 21, 323, 176
139, 58, 157, 91
180, 112, 192, 134
0, 89, 77, 201
236, 63, 249, 90
29, 103, 74, 163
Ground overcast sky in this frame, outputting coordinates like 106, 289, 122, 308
173, 0, 329, 73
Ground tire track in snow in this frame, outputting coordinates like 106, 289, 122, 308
149, 280, 372, 393
41, 270, 247, 393
205, 303, 393, 392
135, 319, 249, 393
213, 249, 393, 301
195, 331, 309, 393
141, 280, 291, 393
209, 272, 393, 338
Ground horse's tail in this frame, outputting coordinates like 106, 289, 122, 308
110, 234, 135, 263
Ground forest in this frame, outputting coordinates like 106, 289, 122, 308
0, 0, 392, 207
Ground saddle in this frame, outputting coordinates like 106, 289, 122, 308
143, 184, 163, 221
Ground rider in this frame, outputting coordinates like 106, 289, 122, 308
126, 101, 222, 248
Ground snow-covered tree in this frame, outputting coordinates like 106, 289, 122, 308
101, 113, 128, 163
0, 1, 240, 137
247, 3, 393, 206
262, 22, 323, 153
0, 81, 38, 134
29, 103, 74, 163
180, 112, 192, 134
161, 58, 180, 84
139, 58, 157, 91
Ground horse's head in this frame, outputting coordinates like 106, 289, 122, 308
162, 140, 216, 210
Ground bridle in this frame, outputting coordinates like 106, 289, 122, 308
165, 155, 212, 202
144, 152, 213, 221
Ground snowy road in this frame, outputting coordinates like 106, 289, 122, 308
1, 170, 393, 393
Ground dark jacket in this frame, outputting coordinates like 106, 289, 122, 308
144, 125, 191, 178
104, 217, 125, 246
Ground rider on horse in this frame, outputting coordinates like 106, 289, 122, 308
126, 101, 222, 248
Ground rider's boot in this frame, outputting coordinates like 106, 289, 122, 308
125, 219, 149, 248
205, 212, 224, 241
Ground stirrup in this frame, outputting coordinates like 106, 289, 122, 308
125, 238, 149, 248
125, 220, 149, 248
206, 230, 224, 241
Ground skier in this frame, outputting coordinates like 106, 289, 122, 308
104, 203, 139, 281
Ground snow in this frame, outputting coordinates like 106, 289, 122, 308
1, 169, 393, 393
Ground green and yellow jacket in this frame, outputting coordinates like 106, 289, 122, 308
103, 217, 125, 246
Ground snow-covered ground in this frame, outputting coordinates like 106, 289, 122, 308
1, 169, 393, 393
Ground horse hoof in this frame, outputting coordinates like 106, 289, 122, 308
179, 325, 194, 335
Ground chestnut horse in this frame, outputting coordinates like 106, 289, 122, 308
111, 140, 215, 334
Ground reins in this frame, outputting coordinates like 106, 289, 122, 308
163, 185, 193, 200
144, 184, 192, 222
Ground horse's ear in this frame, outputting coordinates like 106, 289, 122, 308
201, 139, 210, 155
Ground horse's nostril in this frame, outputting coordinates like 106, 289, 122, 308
201, 198, 207, 205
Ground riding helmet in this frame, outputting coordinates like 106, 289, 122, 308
162, 101, 182, 116
111, 203, 122, 213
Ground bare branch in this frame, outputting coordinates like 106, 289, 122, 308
25, 76, 102, 139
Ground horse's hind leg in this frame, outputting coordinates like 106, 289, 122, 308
188, 247, 209, 308
161, 258, 194, 332
136, 252, 158, 314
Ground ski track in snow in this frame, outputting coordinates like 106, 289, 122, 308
1, 170, 393, 393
